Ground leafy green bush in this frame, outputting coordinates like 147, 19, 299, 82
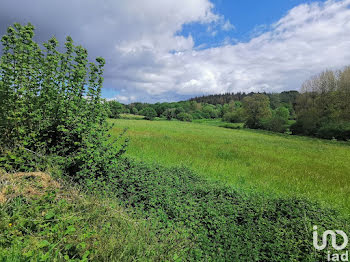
139, 107, 157, 120
316, 122, 350, 140
0, 23, 126, 182
190, 111, 203, 120
262, 116, 288, 133
261, 107, 290, 133
243, 94, 272, 129
176, 112, 193, 122
104, 159, 349, 261
162, 108, 177, 120
222, 108, 244, 123
107, 101, 126, 119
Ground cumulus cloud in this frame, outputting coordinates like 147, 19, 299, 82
1, 0, 350, 103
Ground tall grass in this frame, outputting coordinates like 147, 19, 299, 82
0, 172, 189, 261
110, 119, 350, 215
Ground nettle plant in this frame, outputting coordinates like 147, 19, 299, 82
0, 23, 127, 182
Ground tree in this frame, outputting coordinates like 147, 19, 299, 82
292, 68, 350, 139
242, 94, 271, 129
140, 107, 157, 120
107, 101, 125, 118
162, 108, 177, 120
222, 108, 245, 123
0, 23, 126, 180
262, 107, 290, 133
176, 112, 193, 122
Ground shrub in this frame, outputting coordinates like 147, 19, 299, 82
130, 107, 139, 115
139, 107, 157, 120
176, 112, 193, 122
261, 107, 290, 133
291, 110, 320, 136
104, 159, 349, 261
243, 94, 272, 129
0, 23, 126, 182
316, 122, 350, 140
162, 108, 177, 120
191, 111, 203, 120
202, 105, 219, 119
107, 101, 125, 119
222, 108, 245, 123
262, 116, 288, 133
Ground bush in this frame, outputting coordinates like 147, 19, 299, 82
316, 122, 350, 140
191, 111, 203, 120
130, 107, 139, 115
140, 107, 157, 120
202, 105, 219, 119
176, 112, 193, 122
0, 23, 126, 182
107, 101, 125, 119
222, 108, 245, 123
262, 116, 288, 133
243, 94, 272, 129
104, 159, 349, 261
261, 107, 290, 133
162, 108, 177, 120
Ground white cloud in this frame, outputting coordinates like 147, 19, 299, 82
221, 20, 235, 31
108, 0, 350, 102
1, 0, 350, 103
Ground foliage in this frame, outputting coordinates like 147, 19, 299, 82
162, 108, 177, 120
0, 23, 126, 182
114, 92, 300, 136
176, 112, 193, 122
0, 172, 188, 261
222, 108, 245, 123
242, 94, 272, 129
106, 100, 127, 119
139, 107, 157, 120
261, 107, 290, 133
292, 68, 350, 139
104, 158, 349, 261
316, 122, 350, 141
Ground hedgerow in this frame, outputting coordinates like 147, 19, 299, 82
105, 159, 349, 261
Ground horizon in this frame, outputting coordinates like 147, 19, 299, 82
1, 0, 350, 103
108, 89, 300, 104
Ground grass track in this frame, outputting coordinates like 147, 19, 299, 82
110, 118, 350, 215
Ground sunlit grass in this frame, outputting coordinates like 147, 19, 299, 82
110, 118, 350, 215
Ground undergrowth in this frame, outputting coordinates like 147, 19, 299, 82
0, 172, 189, 261
103, 158, 350, 261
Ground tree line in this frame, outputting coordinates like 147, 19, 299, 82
108, 75, 349, 140
291, 68, 350, 140
107, 91, 298, 120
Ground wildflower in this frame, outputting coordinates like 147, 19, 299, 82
8, 223, 12, 227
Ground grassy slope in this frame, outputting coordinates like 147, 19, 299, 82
0, 172, 188, 261
110, 118, 350, 215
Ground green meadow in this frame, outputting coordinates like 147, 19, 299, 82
110, 118, 350, 215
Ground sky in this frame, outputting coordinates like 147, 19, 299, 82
1, 0, 350, 103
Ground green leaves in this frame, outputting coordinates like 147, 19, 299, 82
106, 159, 350, 261
0, 23, 127, 176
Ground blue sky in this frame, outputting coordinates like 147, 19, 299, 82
1, 0, 349, 103
180, 0, 321, 48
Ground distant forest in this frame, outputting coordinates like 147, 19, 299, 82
189, 90, 299, 106
109, 68, 350, 141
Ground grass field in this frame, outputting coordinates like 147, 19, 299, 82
110, 118, 350, 215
